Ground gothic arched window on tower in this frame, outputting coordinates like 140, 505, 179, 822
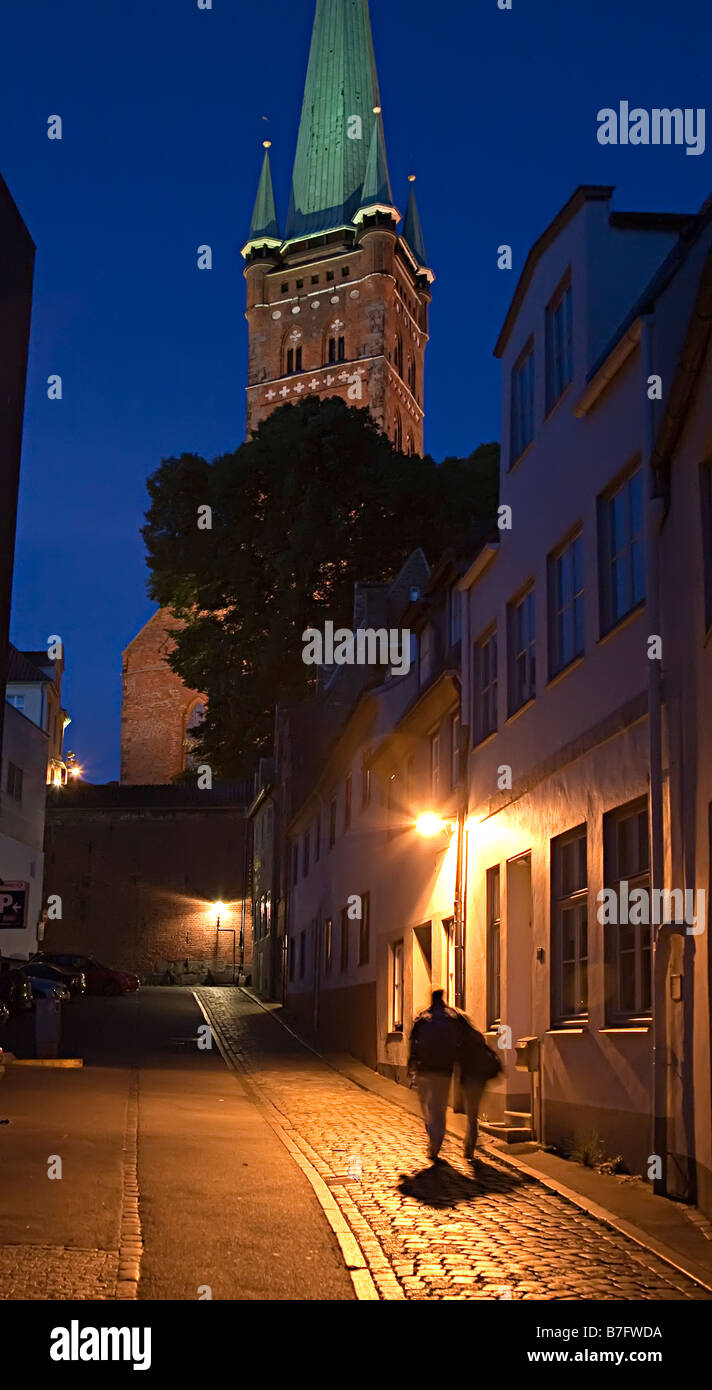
327, 335, 345, 365
408, 355, 417, 396
286, 345, 303, 375
394, 412, 403, 452
395, 334, 404, 378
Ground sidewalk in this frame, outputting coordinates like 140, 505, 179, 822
200, 987, 712, 1301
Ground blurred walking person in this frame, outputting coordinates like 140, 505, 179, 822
458, 1014, 502, 1165
408, 989, 460, 1163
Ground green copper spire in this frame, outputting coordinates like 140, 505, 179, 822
355, 113, 398, 221
244, 145, 280, 252
286, 0, 384, 240
403, 181, 429, 268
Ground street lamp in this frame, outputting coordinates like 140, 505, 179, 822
414, 813, 457, 838
214, 902, 236, 985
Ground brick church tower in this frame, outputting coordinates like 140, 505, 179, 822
243, 0, 434, 453
121, 0, 433, 784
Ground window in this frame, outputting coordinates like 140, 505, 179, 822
604, 798, 651, 1019
340, 907, 349, 972
391, 941, 404, 1032
281, 282, 289, 293
699, 461, 712, 630
508, 588, 536, 713
486, 866, 501, 1027
338, 336, 345, 362
296, 278, 304, 289
341, 266, 350, 277
344, 773, 352, 831
394, 412, 402, 451
329, 798, 337, 849
551, 825, 588, 1022
324, 918, 333, 976
430, 729, 441, 801
395, 334, 404, 377
314, 814, 321, 864
473, 628, 498, 744
546, 277, 573, 412
419, 624, 433, 686
303, 828, 310, 877
286, 346, 302, 375
327, 270, 334, 282
311, 275, 319, 285
299, 930, 306, 979
449, 586, 462, 647
450, 711, 461, 789
511, 341, 535, 462
328, 337, 336, 364
599, 469, 645, 632
7, 694, 25, 711
358, 892, 370, 965
549, 531, 584, 676
361, 757, 371, 810
6, 762, 23, 801
408, 356, 417, 396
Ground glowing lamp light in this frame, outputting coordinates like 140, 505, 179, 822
213, 901, 227, 916
415, 813, 447, 838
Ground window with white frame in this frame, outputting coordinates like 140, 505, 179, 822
551, 825, 588, 1022
545, 277, 573, 412
508, 588, 536, 714
599, 468, 645, 633
603, 798, 651, 1020
486, 866, 501, 1028
473, 627, 498, 743
511, 341, 535, 462
549, 531, 584, 676
391, 940, 404, 1032
7, 694, 25, 712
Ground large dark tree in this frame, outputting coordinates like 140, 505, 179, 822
142, 396, 498, 777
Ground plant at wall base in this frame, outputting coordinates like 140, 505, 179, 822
571, 1130, 605, 1168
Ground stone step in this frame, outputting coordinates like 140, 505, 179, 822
480, 1119, 533, 1144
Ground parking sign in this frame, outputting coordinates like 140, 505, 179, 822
0, 882, 28, 929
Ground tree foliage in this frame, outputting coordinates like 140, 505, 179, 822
142, 396, 498, 776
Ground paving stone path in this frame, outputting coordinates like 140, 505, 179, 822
0, 1245, 118, 1300
198, 988, 712, 1302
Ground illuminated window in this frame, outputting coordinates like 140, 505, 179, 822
551, 825, 588, 1022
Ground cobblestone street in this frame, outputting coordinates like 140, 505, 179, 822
0, 1246, 119, 1300
198, 988, 712, 1302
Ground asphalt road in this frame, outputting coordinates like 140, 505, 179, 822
1, 987, 354, 1301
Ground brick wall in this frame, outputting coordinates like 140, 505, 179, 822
43, 785, 253, 983
120, 610, 205, 786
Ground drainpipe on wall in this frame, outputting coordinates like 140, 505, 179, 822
641, 314, 667, 1188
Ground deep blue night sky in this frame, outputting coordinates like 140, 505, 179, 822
1, 0, 710, 781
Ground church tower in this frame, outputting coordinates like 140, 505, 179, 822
242, 0, 434, 455
120, 0, 433, 785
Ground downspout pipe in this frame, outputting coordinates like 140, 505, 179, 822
641, 314, 666, 1187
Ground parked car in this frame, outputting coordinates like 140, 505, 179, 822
25, 976, 69, 1002
0, 963, 33, 1014
26, 956, 86, 996
38, 953, 139, 996
0, 1000, 9, 1029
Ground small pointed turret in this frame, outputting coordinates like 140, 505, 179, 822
403, 176, 434, 281
242, 143, 281, 257
354, 112, 399, 223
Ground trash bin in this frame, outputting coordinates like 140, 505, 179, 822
35, 998, 62, 1059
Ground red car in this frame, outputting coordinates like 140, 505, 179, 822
39, 953, 139, 996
